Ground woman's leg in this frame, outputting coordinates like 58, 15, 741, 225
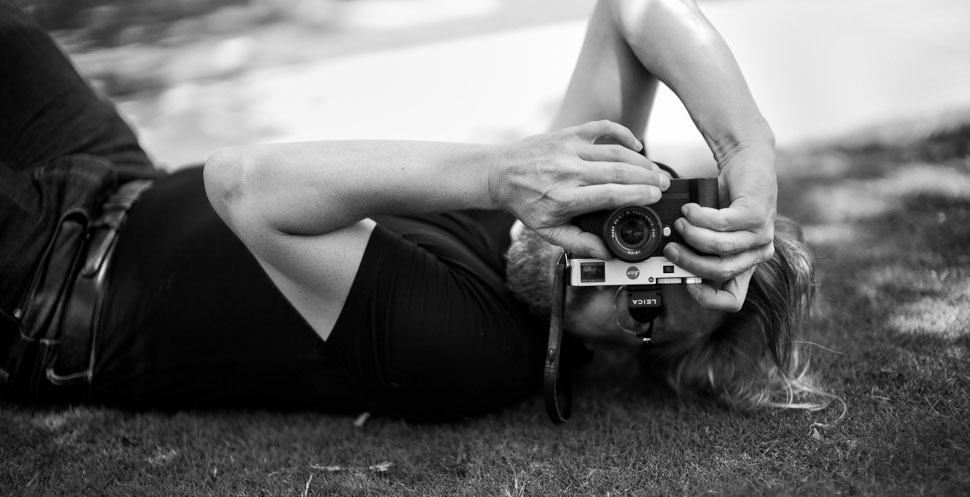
0, 1, 157, 401
0, 0, 151, 172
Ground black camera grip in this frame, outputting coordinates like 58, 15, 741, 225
692, 177, 719, 209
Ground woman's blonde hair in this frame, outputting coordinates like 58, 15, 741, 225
640, 217, 836, 410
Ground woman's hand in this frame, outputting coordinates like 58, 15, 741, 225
488, 120, 670, 259
664, 142, 777, 311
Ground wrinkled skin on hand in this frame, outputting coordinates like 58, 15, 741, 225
489, 120, 670, 260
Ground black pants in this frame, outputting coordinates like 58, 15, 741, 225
0, 3, 365, 413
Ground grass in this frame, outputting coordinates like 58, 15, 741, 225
3, 118, 970, 496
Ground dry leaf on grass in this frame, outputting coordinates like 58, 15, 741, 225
309, 461, 393, 473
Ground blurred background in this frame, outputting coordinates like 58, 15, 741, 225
16, 0, 970, 170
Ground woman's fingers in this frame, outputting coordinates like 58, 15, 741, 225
556, 183, 663, 218
572, 120, 643, 152
578, 143, 656, 170
674, 202, 774, 257
681, 202, 772, 233
535, 224, 611, 260
673, 218, 770, 257
663, 239, 773, 285
579, 160, 670, 190
684, 268, 755, 312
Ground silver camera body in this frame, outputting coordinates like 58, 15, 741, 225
567, 256, 702, 287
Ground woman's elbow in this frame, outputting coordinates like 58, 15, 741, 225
203, 148, 253, 225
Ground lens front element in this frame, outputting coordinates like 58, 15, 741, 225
616, 217, 648, 248
603, 206, 662, 262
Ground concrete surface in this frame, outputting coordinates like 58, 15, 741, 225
113, 0, 970, 169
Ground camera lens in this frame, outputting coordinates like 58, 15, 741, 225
616, 217, 648, 247
603, 206, 662, 262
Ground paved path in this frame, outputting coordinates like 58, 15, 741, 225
115, 0, 970, 169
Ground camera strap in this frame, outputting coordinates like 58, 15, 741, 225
542, 258, 665, 423
543, 250, 572, 424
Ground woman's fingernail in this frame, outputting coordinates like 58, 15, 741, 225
660, 175, 671, 190
686, 283, 701, 299
666, 244, 679, 262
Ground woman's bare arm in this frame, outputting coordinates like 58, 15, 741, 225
203, 122, 667, 339
554, 0, 777, 311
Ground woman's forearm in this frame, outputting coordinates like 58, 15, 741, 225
617, 0, 774, 157
204, 140, 496, 238
552, 0, 773, 163
551, 0, 658, 134
204, 121, 669, 260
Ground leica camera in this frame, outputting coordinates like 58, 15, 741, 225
568, 177, 718, 287
542, 177, 719, 424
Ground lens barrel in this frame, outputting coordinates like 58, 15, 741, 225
603, 206, 662, 262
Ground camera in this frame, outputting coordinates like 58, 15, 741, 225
567, 177, 718, 287
544, 177, 719, 424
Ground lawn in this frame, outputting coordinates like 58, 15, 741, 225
2, 115, 969, 496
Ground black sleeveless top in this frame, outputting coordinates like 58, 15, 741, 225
93, 167, 544, 419
323, 210, 547, 418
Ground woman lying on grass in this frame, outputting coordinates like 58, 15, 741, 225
0, 0, 830, 420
